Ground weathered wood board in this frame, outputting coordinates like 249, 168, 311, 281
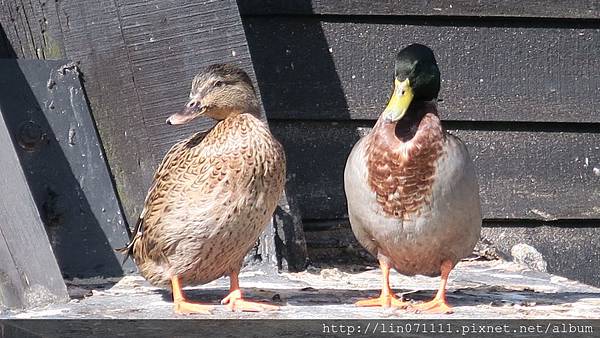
0, 60, 134, 277
0, 0, 307, 272
239, 0, 600, 19
271, 121, 600, 220
245, 17, 600, 123
50, 0, 159, 224
2, 0, 598, 285
0, 102, 69, 310
0, 0, 65, 60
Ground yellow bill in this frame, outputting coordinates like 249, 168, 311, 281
385, 78, 414, 122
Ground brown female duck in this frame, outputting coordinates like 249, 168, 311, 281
120, 64, 285, 314
344, 44, 481, 313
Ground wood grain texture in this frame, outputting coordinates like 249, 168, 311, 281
239, 0, 600, 19
0, 0, 65, 59
0, 108, 68, 310
114, 0, 255, 159
1, 0, 307, 272
271, 121, 600, 220
245, 17, 600, 123
54, 0, 157, 225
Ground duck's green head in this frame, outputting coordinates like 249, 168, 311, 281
384, 44, 440, 122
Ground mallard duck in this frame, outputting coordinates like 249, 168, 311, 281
119, 64, 286, 314
344, 44, 481, 313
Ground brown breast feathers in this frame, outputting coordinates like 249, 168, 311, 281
366, 107, 444, 219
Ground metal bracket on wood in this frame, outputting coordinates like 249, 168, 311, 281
0, 61, 69, 310
0, 60, 134, 279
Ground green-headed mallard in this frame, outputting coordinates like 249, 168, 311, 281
344, 44, 481, 313
120, 64, 286, 314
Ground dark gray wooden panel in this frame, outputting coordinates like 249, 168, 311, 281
54, 0, 157, 226
304, 220, 376, 266
0, 60, 134, 277
0, 0, 65, 59
0, 106, 68, 310
245, 17, 600, 123
1, 0, 307, 272
271, 121, 600, 220
239, 0, 600, 19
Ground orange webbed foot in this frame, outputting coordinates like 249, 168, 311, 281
355, 294, 409, 308
221, 289, 279, 312
411, 260, 455, 314
412, 297, 453, 314
173, 300, 213, 315
171, 275, 213, 315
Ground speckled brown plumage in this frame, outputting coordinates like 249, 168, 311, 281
366, 105, 444, 219
129, 113, 285, 287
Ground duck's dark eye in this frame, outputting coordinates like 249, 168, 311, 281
214, 81, 224, 87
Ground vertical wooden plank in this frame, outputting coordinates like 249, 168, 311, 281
54, 0, 157, 226
0, 106, 68, 310
1, 0, 308, 272
0, 0, 65, 59
115, 0, 262, 155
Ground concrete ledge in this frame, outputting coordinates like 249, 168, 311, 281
4, 260, 600, 319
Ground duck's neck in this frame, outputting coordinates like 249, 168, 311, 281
214, 112, 271, 142
207, 103, 260, 120
236, 98, 261, 118
373, 101, 441, 144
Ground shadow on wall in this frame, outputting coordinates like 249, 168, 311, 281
241, 1, 359, 222
0, 24, 127, 278
0, 24, 16, 58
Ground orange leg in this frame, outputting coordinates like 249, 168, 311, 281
355, 259, 409, 308
413, 260, 454, 314
171, 275, 213, 314
220, 270, 279, 312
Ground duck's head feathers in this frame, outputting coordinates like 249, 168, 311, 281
167, 63, 260, 124
385, 44, 440, 122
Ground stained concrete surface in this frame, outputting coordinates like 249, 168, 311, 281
3, 259, 600, 320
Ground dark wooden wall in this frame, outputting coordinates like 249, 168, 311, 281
0, 0, 306, 275
1, 0, 598, 285
238, 1, 600, 286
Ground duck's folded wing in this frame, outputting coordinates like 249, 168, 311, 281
116, 130, 211, 263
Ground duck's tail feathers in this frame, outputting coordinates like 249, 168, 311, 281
115, 217, 144, 266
